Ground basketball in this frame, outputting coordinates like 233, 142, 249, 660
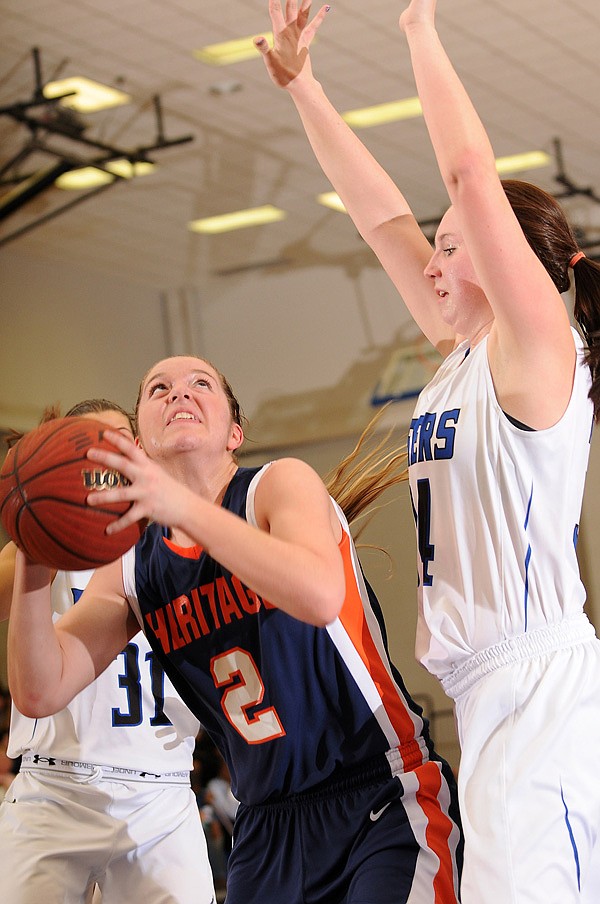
0, 417, 145, 570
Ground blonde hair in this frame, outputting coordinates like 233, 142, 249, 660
324, 406, 408, 537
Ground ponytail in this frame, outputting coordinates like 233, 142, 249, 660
501, 180, 600, 422
571, 256, 600, 421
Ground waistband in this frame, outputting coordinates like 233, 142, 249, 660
246, 741, 429, 812
441, 614, 597, 700
20, 753, 191, 785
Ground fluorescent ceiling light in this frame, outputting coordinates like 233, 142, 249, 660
55, 167, 115, 190
189, 205, 286, 234
317, 191, 347, 213
495, 150, 552, 175
55, 159, 155, 190
105, 159, 156, 178
193, 33, 273, 66
43, 77, 131, 113
342, 97, 422, 128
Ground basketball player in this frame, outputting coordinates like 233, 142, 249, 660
255, 0, 600, 900
8, 357, 463, 903
0, 400, 215, 904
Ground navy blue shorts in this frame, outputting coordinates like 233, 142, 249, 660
225, 756, 462, 904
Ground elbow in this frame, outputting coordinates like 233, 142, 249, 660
311, 575, 347, 628
10, 685, 60, 718
443, 146, 492, 193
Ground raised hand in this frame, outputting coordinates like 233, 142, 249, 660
255, 0, 330, 88
86, 429, 194, 535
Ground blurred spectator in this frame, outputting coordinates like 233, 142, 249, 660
192, 731, 238, 895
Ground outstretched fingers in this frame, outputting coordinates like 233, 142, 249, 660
86, 430, 142, 530
298, 3, 329, 50
255, 1, 330, 86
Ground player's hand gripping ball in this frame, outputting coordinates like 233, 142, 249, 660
0, 417, 145, 570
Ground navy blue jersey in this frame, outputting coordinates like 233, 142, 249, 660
123, 466, 432, 805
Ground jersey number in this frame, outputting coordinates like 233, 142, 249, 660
211, 648, 285, 745
413, 478, 435, 587
112, 644, 172, 727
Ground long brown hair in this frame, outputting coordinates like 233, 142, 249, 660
502, 179, 600, 420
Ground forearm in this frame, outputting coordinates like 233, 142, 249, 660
170, 480, 345, 626
286, 73, 413, 236
285, 69, 451, 349
180, 501, 343, 625
7, 553, 67, 715
402, 18, 497, 193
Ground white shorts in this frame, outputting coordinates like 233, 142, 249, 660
446, 619, 600, 903
0, 767, 215, 904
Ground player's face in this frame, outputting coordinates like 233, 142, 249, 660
425, 207, 493, 339
81, 410, 133, 438
136, 356, 243, 460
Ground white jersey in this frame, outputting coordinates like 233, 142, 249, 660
407, 328, 594, 681
8, 568, 200, 776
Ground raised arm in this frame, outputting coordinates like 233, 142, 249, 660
86, 433, 346, 627
400, 0, 576, 426
8, 553, 135, 717
256, 0, 455, 355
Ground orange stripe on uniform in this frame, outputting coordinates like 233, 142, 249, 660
337, 531, 424, 768
163, 536, 203, 559
416, 761, 459, 903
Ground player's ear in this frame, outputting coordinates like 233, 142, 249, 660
227, 423, 244, 452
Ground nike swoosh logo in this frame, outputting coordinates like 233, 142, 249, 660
370, 801, 392, 822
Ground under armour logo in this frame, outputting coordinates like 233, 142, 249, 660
139, 771, 162, 778
33, 755, 56, 766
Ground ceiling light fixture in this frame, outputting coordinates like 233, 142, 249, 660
495, 150, 552, 175
342, 97, 422, 128
188, 204, 286, 234
55, 159, 156, 190
193, 34, 273, 66
55, 167, 115, 190
43, 76, 131, 113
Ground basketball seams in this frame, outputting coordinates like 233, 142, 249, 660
12, 417, 81, 471
14, 502, 122, 569
0, 416, 144, 569
9, 455, 109, 493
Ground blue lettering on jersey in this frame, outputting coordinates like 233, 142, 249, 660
408, 408, 460, 465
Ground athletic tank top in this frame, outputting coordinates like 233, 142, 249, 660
123, 465, 431, 804
408, 328, 594, 680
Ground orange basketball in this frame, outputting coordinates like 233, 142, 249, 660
0, 417, 145, 570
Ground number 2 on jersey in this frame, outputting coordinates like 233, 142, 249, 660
211, 648, 285, 745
